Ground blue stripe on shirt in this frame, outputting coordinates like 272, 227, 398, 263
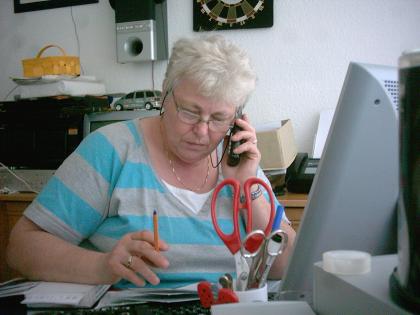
96, 215, 246, 246
126, 120, 142, 146
37, 177, 103, 237
220, 185, 233, 198
115, 161, 164, 191
76, 132, 123, 194
115, 272, 227, 289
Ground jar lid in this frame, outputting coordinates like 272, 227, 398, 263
322, 250, 371, 275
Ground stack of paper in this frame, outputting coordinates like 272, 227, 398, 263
1, 278, 199, 310
95, 288, 199, 309
21, 282, 110, 308
0, 278, 37, 298
12, 75, 106, 99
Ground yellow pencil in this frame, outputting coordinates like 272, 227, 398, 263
153, 210, 159, 251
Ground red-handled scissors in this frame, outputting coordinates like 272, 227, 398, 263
210, 177, 276, 290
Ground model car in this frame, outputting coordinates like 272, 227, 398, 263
113, 90, 162, 111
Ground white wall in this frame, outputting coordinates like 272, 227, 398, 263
1, 0, 419, 153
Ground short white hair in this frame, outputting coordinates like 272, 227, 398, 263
163, 35, 257, 108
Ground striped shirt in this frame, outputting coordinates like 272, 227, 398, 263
24, 118, 283, 288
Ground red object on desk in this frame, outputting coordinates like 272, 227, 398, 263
198, 282, 214, 308
217, 288, 239, 304
197, 281, 239, 308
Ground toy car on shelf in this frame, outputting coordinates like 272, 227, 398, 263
113, 90, 162, 111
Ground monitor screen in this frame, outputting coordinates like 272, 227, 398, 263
90, 120, 122, 133
277, 62, 399, 305
83, 110, 159, 137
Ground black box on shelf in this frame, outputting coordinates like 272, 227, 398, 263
0, 96, 109, 169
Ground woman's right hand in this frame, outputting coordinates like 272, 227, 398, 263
103, 230, 169, 287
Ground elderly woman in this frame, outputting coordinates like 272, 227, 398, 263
6, 35, 296, 288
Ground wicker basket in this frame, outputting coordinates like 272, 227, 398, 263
22, 44, 80, 78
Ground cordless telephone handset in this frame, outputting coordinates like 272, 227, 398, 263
227, 107, 244, 167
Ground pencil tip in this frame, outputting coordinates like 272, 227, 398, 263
153, 209, 157, 215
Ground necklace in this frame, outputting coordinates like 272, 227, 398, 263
160, 118, 210, 192
167, 152, 210, 192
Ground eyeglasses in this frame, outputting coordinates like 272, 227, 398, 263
171, 90, 234, 132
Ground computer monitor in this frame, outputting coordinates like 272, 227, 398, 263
278, 62, 400, 304
83, 110, 158, 137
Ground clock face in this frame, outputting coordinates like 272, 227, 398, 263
193, 0, 273, 31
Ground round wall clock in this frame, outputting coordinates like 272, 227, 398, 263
193, 0, 273, 31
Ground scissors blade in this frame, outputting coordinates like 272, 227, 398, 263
233, 252, 249, 291
240, 229, 265, 289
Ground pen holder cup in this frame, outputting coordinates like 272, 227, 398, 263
234, 284, 267, 303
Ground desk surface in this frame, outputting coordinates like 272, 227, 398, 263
1, 192, 308, 203
277, 192, 307, 207
0, 192, 36, 202
314, 255, 412, 315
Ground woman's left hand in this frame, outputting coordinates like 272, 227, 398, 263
222, 113, 261, 184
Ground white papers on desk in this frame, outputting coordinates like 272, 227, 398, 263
95, 288, 199, 309
312, 109, 334, 159
21, 282, 110, 308
11, 75, 106, 99
0, 278, 37, 297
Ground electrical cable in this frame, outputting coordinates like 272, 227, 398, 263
160, 1, 168, 66
152, 60, 155, 91
3, 85, 18, 101
70, 6, 84, 75
0, 161, 40, 194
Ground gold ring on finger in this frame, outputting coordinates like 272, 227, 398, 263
126, 255, 134, 269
